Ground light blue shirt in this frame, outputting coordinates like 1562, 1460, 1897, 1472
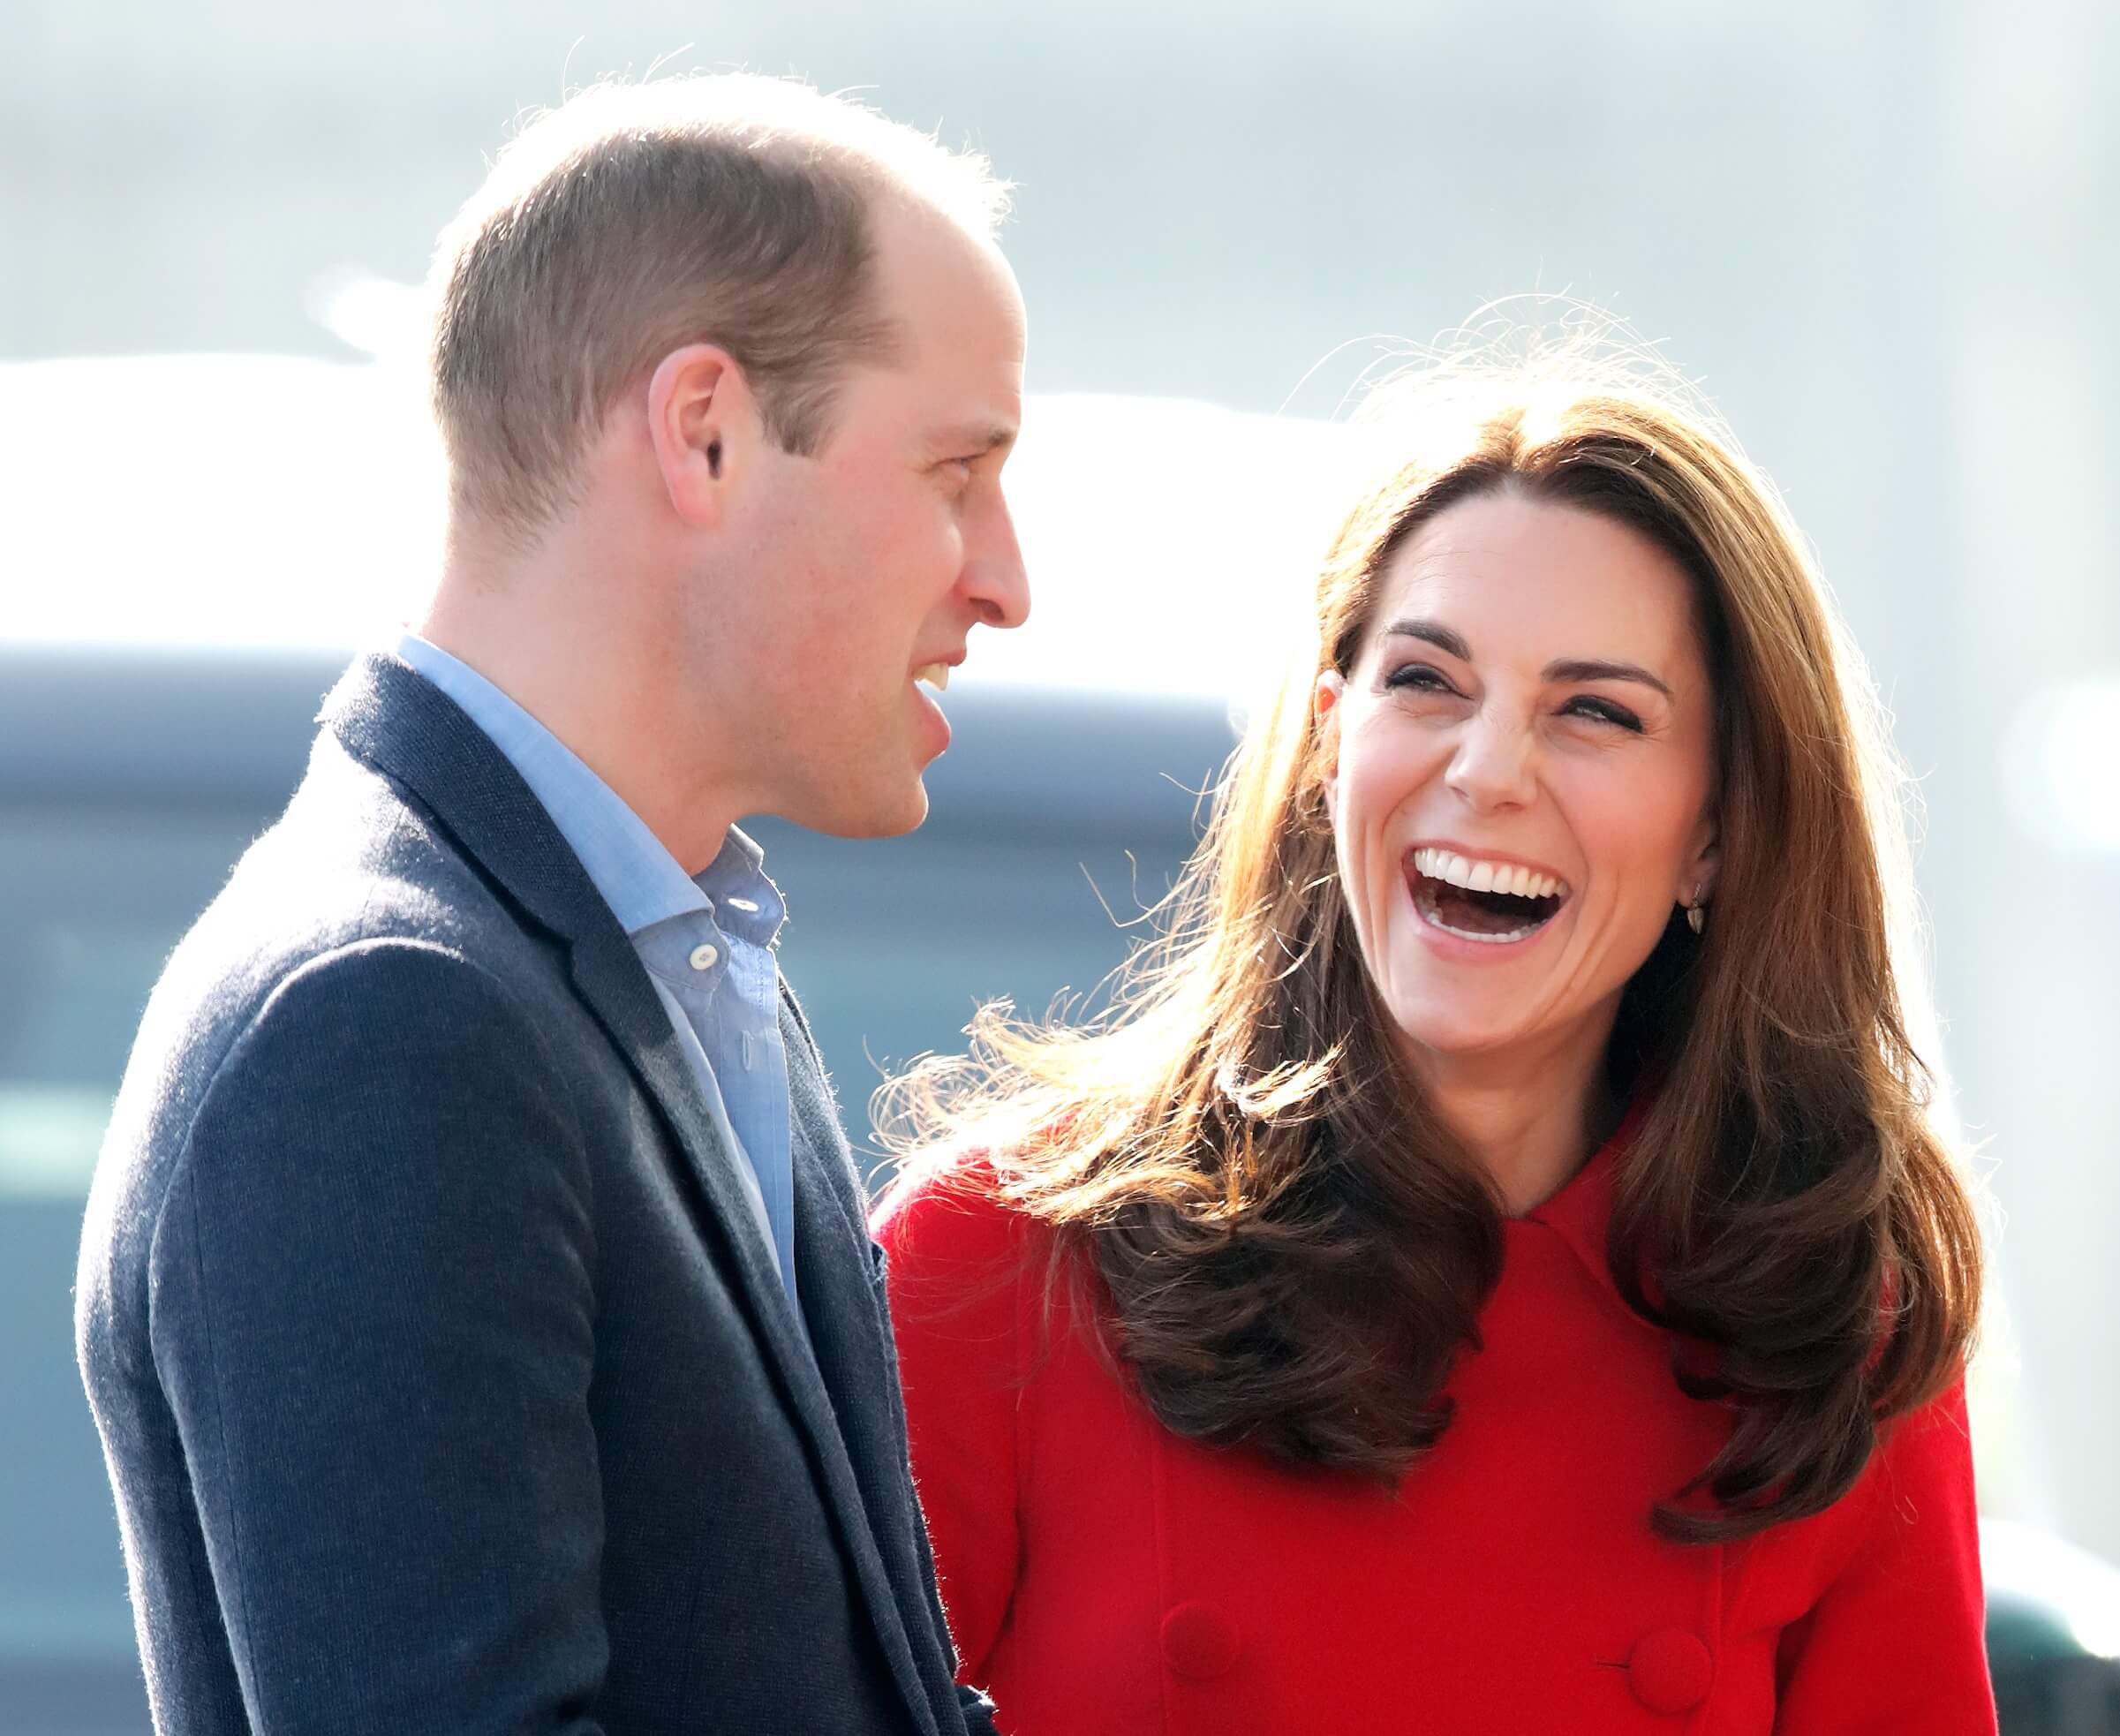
395, 634, 799, 1305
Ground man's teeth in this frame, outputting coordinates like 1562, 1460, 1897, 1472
914, 662, 950, 692
1410, 847, 1565, 901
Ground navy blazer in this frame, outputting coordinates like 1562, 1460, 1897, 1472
75, 653, 998, 1735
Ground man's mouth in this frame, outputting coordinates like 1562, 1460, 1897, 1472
1406, 846, 1571, 945
913, 662, 950, 692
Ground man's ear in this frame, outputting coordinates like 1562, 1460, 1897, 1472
645, 344, 755, 528
1314, 668, 1346, 821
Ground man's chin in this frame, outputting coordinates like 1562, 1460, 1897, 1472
800, 776, 931, 841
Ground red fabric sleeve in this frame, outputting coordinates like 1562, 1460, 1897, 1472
872, 1160, 1027, 1679
1773, 1378, 1996, 1734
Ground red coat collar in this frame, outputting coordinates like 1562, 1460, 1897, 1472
1513, 1094, 1649, 1312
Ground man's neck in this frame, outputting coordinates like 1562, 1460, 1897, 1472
414, 570, 745, 877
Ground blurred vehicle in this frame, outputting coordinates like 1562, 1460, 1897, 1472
1987, 1522, 2120, 1732
4, 355, 2114, 1732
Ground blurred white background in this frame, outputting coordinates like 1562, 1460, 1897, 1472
4, 0, 2116, 1558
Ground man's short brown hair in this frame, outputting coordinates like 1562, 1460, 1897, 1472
427, 74, 1010, 532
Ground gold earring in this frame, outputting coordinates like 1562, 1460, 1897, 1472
1686, 883, 1707, 935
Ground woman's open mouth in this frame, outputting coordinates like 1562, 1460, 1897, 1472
1406, 847, 1571, 945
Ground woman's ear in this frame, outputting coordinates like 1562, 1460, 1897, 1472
1314, 669, 1346, 821
1682, 808, 1720, 908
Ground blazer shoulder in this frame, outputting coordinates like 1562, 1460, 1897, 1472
79, 934, 585, 1400
171, 735, 511, 1000
230, 932, 554, 1045
116, 936, 577, 1208
102, 756, 546, 1166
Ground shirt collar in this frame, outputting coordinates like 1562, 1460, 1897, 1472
396, 632, 766, 940
688, 827, 787, 949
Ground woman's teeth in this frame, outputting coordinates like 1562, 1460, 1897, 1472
914, 662, 950, 692
1421, 908, 1547, 944
1407, 847, 1570, 945
1409, 847, 1566, 901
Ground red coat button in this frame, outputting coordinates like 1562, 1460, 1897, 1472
1160, 1602, 1243, 1679
1626, 1628, 1714, 1715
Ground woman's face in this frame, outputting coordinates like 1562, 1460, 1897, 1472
1317, 489, 1719, 1075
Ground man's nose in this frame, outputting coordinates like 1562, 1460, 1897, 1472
1445, 712, 1536, 811
964, 489, 1030, 630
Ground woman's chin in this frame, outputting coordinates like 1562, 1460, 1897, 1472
1383, 973, 1626, 1084
1385, 1002, 1544, 1066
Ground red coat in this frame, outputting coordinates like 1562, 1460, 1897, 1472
872, 1128, 1996, 1735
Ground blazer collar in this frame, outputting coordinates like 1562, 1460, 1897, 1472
321, 651, 608, 947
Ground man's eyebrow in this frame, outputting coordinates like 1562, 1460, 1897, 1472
1543, 658, 1674, 699
934, 421, 1017, 457
1380, 621, 1675, 699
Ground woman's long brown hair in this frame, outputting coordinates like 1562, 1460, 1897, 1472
877, 366, 1984, 1543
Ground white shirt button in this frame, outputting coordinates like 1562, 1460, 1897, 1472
725, 896, 760, 914
688, 943, 720, 971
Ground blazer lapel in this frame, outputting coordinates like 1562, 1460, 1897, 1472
322, 653, 940, 1736
562, 929, 805, 1347
780, 1021, 947, 1736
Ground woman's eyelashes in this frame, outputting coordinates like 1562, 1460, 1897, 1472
1562, 695, 1646, 733
1383, 662, 1458, 696
1381, 663, 1647, 734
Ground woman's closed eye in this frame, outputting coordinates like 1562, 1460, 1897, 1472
1560, 694, 1645, 733
1384, 662, 1459, 696
1385, 663, 1647, 735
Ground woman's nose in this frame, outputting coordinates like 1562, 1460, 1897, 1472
1444, 713, 1537, 811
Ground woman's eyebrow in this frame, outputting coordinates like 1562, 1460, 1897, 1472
1380, 618, 1473, 661
1543, 658, 1673, 699
1381, 621, 1674, 700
